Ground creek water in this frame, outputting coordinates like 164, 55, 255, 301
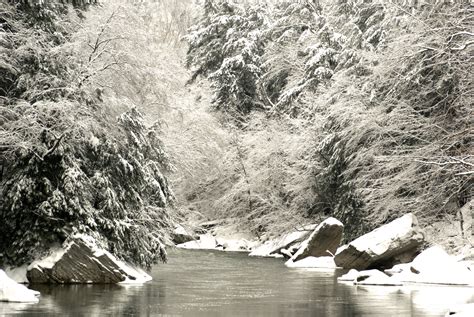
2, 249, 474, 316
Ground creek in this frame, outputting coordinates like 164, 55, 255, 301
2, 249, 473, 316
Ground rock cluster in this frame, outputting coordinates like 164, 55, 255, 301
249, 224, 317, 258
280, 214, 425, 270
338, 245, 474, 286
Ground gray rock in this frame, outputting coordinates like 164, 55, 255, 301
334, 213, 424, 270
291, 217, 343, 262
171, 224, 197, 244
27, 239, 132, 284
249, 224, 317, 257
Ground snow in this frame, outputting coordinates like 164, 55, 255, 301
4, 266, 28, 284
28, 245, 66, 271
73, 235, 152, 284
215, 238, 255, 252
249, 224, 316, 257
117, 266, 152, 285
390, 246, 474, 286
355, 271, 403, 286
338, 269, 402, 286
27, 234, 152, 285
336, 213, 420, 257
249, 240, 282, 257
173, 224, 190, 237
290, 217, 342, 261
445, 303, 474, 317
338, 246, 474, 287
338, 269, 360, 282
0, 270, 39, 303
285, 256, 336, 269
177, 234, 217, 250
384, 263, 411, 276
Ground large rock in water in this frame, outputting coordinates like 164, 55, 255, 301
27, 236, 150, 284
291, 217, 343, 262
334, 213, 424, 270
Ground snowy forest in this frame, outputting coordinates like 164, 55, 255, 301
0, 0, 473, 315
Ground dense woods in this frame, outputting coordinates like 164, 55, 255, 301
0, 0, 175, 268
183, 0, 473, 240
0, 0, 472, 268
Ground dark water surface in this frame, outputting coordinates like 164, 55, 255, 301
2, 249, 474, 316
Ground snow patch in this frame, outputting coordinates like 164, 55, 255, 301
177, 234, 217, 250
336, 213, 420, 257
27, 245, 66, 271
285, 256, 336, 269
445, 303, 474, 317
0, 270, 40, 303
338, 269, 360, 282
4, 265, 28, 284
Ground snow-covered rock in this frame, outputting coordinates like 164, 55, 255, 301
388, 246, 474, 285
338, 269, 361, 282
445, 303, 474, 317
337, 269, 402, 286
171, 224, 197, 245
285, 256, 336, 269
176, 234, 217, 250
384, 263, 411, 276
4, 265, 28, 284
215, 238, 257, 252
26, 235, 151, 284
291, 217, 343, 262
249, 224, 317, 257
335, 213, 424, 270
0, 270, 40, 303
280, 248, 294, 259
355, 270, 403, 286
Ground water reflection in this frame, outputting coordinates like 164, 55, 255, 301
2, 249, 474, 316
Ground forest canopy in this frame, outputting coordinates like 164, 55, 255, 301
0, 0, 175, 268
183, 0, 473, 239
0, 0, 472, 268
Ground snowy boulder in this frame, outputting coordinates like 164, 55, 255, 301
27, 236, 151, 284
390, 246, 474, 285
215, 238, 256, 252
285, 256, 336, 269
337, 269, 402, 286
176, 233, 217, 250
335, 213, 424, 270
384, 263, 411, 276
280, 248, 294, 259
0, 270, 40, 302
291, 217, 343, 262
248, 240, 284, 258
338, 269, 360, 282
171, 224, 197, 245
4, 266, 29, 284
249, 224, 317, 257
445, 303, 474, 317
354, 270, 402, 286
